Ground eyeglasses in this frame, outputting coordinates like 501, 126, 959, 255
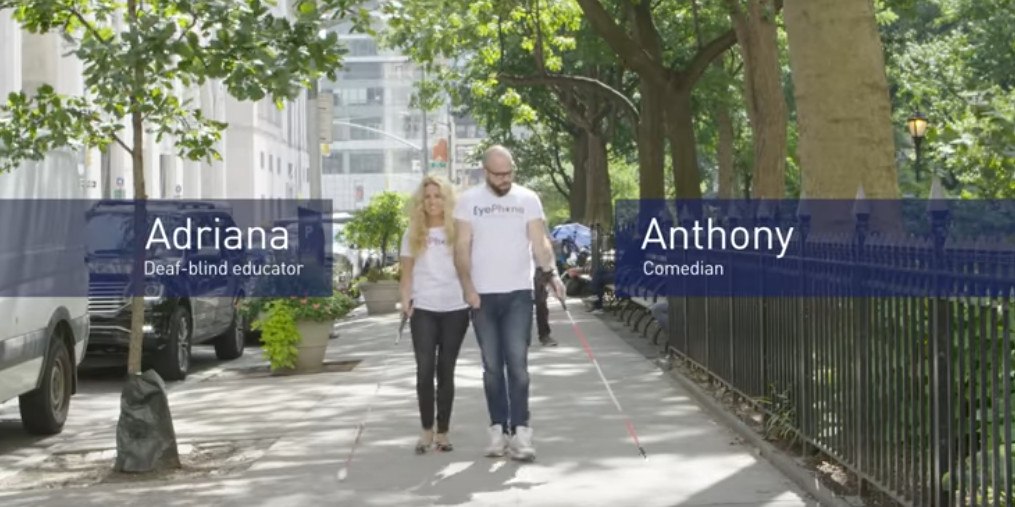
485, 167, 514, 179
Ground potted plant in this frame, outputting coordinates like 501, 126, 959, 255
237, 266, 358, 374
238, 289, 357, 374
344, 191, 409, 315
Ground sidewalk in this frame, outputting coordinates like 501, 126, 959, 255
0, 301, 815, 507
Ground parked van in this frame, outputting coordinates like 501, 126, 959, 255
0, 148, 90, 435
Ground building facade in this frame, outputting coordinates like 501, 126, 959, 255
321, 2, 487, 211
1, 8, 307, 220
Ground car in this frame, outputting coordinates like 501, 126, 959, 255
83, 200, 250, 381
0, 148, 90, 435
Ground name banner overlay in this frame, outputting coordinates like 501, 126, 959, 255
612, 199, 1015, 298
0, 199, 334, 298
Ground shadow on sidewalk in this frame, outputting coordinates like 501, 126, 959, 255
0, 307, 814, 507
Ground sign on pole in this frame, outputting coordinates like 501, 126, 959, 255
317, 92, 333, 144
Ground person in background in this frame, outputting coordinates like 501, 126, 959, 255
399, 174, 471, 455
585, 266, 615, 315
532, 226, 558, 347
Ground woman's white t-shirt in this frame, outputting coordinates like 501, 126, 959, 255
400, 226, 468, 312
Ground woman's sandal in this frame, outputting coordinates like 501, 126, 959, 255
415, 432, 433, 455
435, 434, 453, 452
415, 439, 431, 455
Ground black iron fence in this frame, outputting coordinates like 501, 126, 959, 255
598, 197, 1015, 507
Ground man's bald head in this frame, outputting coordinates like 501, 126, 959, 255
482, 145, 515, 196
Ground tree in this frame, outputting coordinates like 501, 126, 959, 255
0, 0, 366, 472
573, 0, 737, 199
382, 0, 642, 224
344, 191, 409, 270
722, 0, 788, 200
783, 0, 900, 201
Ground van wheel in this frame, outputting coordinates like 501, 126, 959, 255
214, 302, 246, 361
154, 307, 191, 382
19, 336, 73, 435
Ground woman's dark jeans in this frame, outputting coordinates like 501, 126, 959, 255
410, 308, 471, 433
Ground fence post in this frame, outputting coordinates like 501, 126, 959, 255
756, 200, 772, 414
727, 202, 741, 386
796, 197, 814, 456
679, 204, 694, 357
853, 187, 872, 495
928, 177, 953, 507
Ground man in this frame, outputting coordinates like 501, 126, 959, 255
584, 266, 615, 315
532, 226, 558, 347
454, 145, 565, 462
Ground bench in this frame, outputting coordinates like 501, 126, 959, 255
601, 264, 668, 347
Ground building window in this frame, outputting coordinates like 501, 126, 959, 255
392, 150, 419, 174
402, 115, 422, 139
339, 62, 383, 80
276, 156, 281, 174
348, 39, 377, 57
260, 152, 265, 169
350, 117, 383, 141
349, 152, 385, 174
288, 163, 294, 179
366, 87, 384, 105
269, 156, 273, 172
336, 88, 367, 105
323, 154, 344, 175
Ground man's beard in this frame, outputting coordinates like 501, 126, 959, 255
487, 179, 511, 196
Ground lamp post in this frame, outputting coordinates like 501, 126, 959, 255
907, 110, 929, 181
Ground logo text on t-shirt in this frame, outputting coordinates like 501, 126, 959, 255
473, 203, 525, 217
427, 235, 446, 247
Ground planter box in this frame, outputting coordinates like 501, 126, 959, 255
359, 280, 400, 315
272, 319, 333, 375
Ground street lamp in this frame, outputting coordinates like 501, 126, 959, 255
907, 110, 929, 181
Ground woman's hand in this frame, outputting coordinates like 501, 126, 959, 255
464, 288, 481, 309
401, 297, 413, 317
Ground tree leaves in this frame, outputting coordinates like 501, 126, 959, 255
0, 0, 371, 171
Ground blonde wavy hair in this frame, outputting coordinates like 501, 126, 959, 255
406, 174, 457, 257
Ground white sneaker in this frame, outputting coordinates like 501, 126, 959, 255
510, 426, 536, 461
484, 424, 509, 457
591, 308, 604, 315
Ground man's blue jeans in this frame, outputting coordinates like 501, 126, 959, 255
472, 290, 533, 432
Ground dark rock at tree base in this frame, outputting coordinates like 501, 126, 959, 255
113, 370, 181, 473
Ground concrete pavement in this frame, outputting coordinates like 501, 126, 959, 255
0, 300, 815, 507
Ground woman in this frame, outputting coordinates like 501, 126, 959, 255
399, 174, 470, 454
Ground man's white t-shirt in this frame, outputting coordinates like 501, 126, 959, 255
400, 227, 468, 312
453, 184, 545, 294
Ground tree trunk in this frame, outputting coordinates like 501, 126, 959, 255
665, 88, 703, 200
729, 0, 788, 200
569, 131, 588, 222
585, 130, 612, 228
637, 81, 666, 200
630, 0, 666, 200
783, 0, 898, 201
128, 110, 146, 377
716, 102, 736, 199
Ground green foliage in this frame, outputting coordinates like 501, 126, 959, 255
246, 290, 358, 371
0, 0, 370, 172
883, 0, 1015, 198
758, 385, 800, 447
344, 191, 409, 265
254, 300, 301, 371
380, 0, 638, 178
